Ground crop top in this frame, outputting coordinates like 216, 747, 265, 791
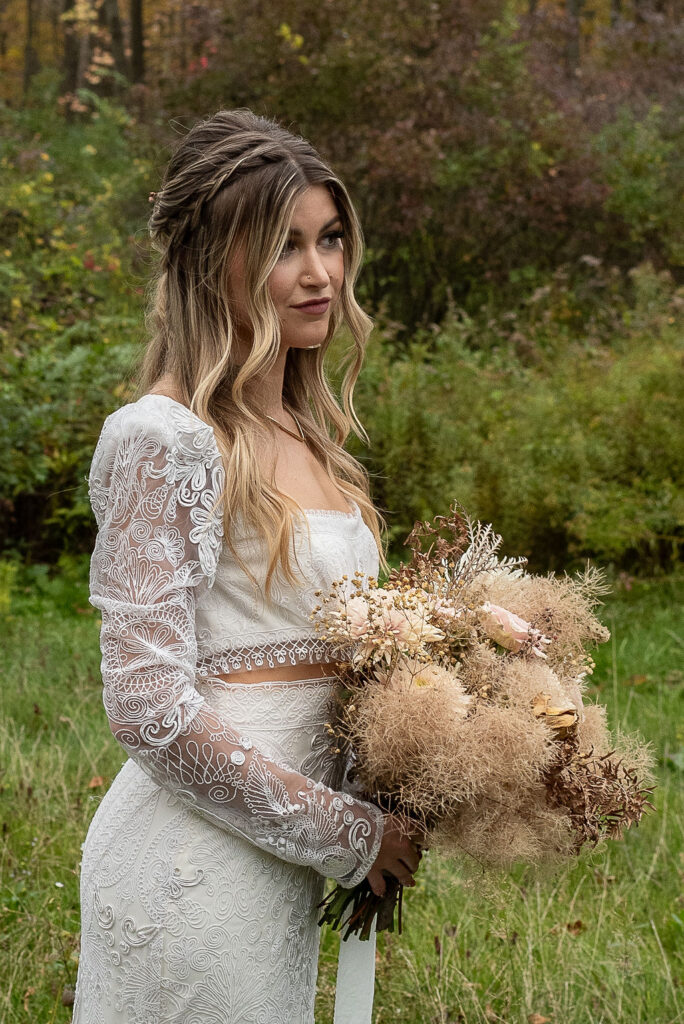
87, 393, 384, 888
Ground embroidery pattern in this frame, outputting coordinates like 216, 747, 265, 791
72, 397, 384, 1022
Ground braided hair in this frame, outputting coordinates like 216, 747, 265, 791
137, 108, 387, 599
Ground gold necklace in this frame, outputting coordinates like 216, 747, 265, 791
264, 408, 305, 443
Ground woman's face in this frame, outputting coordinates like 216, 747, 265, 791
229, 184, 345, 353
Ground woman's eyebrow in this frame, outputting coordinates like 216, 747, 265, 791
287, 215, 342, 237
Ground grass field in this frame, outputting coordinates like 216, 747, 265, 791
0, 562, 682, 1023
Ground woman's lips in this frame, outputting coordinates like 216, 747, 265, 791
293, 299, 330, 316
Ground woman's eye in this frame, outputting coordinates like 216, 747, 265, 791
323, 230, 345, 248
277, 240, 295, 260
277, 230, 344, 260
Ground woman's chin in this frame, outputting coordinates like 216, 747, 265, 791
284, 329, 329, 351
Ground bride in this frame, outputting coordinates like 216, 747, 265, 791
72, 108, 422, 1023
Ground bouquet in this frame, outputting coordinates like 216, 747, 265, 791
312, 504, 654, 940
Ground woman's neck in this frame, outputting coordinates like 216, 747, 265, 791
148, 351, 291, 419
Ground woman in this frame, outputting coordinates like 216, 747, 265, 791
72, 108, 422, 1024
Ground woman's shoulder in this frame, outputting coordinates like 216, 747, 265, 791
89, 393, 225, 521
98, 393, 219, 454
90, 394, 223, 506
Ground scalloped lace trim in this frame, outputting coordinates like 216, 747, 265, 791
196, 637, 351, 676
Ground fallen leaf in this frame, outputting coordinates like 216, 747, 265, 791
23, 987, 35, 1013
528, 1015, 551, 1024
566, 919, 584, 935
88, 776, 104, 789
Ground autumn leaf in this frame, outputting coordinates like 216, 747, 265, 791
88, 776, 104, 789
566, 919, 585, 935
528, 1015, 551, 1024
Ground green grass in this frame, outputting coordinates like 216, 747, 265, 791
1, 568, 682, 1023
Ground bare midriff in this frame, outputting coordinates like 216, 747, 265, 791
210, 661, 341, 685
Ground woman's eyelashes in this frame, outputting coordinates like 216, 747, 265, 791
277, 230, 345, 260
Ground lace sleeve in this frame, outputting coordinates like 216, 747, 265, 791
87, 402, 383, 888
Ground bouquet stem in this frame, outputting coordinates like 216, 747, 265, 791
318, 874, 404, 941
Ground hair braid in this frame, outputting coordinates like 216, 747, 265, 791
138, 108, 388, 600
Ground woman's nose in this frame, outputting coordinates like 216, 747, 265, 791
301, 247, 329, 286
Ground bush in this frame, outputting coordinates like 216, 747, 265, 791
349, 291, 683, 572
0, 94, 153, 557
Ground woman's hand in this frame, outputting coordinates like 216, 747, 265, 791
365, 814, 424, 897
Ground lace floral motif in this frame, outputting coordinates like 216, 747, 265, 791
73, 679, 351, 1023
86, 396, 384, 887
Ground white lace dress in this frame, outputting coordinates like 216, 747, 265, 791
72, 395, 385, 1024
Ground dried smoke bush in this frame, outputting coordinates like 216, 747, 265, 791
611, 728, 656, 783
436, 785, 575, 868
480, 571, 610, 665
313, 503, 654, 939
348, 697, 557, 821
458, 642, 502, 697
576, 703, 611, 755
498, 658, 572, 710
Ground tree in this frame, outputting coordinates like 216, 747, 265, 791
23, 0, 41, 94
129, 0, 143, 82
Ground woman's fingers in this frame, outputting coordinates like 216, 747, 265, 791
366, 867, 386, 897
397, 851, 419, 876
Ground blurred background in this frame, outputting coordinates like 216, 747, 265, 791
0, 3, 682, 1022
0, 0, 682, 574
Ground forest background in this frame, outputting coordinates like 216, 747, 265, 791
0, 0, 683, 1021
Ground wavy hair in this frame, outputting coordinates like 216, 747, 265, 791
139, 108, 388, 599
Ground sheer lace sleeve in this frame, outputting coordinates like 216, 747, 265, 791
88, 400, 384, 888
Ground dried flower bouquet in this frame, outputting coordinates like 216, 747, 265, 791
312, 504, 654, 940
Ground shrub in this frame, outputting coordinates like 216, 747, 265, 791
349, 305, 683, 572
0, 94, 152, 557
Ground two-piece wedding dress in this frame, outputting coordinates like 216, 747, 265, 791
71, 394, 385, 1024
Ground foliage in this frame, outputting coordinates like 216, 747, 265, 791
0, 573, 681, 1021
151, 0, 684, 329
2, 1, 683, 330
0, 92, 154, 557
346, 266, 683, 572
591, 102, 684, 268
0, 26, 682, 569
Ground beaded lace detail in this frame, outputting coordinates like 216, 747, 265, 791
72, 677, 356, 1023
87, 395, 384, 888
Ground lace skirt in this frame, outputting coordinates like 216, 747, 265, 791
72, 676, 345, 1024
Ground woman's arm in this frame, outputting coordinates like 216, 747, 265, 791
88, 402, 383, 887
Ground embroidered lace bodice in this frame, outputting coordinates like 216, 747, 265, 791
87, 394, 384, 888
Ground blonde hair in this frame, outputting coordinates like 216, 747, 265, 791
139, 108, 388, 598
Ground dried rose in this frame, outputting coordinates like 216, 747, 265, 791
478, 602, 550, 658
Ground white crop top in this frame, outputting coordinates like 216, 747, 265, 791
87, 394, 384, 888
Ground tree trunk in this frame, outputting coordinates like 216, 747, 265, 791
23, 0, 41, 95
130, 0, 144, 82
61, 0, 83, 94
610, 0, 621, 25
99, 0, 130, 81
565, 0, 584, 73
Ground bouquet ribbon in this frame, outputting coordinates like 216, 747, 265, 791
333, 915, 376, 1024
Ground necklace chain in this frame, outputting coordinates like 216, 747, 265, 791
264, 408, 305, 443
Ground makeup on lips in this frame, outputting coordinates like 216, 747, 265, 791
292, 299, 330, 316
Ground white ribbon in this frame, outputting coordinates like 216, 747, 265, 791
333, 917, 376, 1024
